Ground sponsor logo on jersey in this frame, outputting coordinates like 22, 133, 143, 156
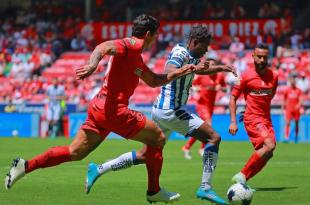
129, 38, 136, 45
134, 68, 143, 76
250, 88, 273, 96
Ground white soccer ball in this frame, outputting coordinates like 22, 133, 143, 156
227, 183, 253, 205
12, 130, 19, 136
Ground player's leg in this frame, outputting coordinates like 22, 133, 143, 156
294, 112, 300, 143
234, 122, 276, 182
239, 137, 275, 181
51, 105, 61, 137
155, 107, 226, 204
5, 129, 102, 190
294, 120, 299, 143
190, 122, 227, 204
46, 107, 53, 136
125, 119, 180, 203
198, 117, 212, 157
284, 111, 292, 143
85, 106, 179, 203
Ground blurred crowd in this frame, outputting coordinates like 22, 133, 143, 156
0, 0, 309, 109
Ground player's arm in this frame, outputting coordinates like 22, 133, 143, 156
282, 90, 287, 112
138, 63, 198, 88
296, 90, 304, 110
76, 40, 124, 80
196, 63, 237, 77
228, 77, 244, 135
229, 95, 239, 135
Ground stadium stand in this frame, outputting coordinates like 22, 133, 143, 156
0, 0, 309, 109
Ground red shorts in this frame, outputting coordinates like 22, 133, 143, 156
81, 95, 146, 140
285, 110, 301, 121
196, 104, 213, 122
244, 117, 276, 150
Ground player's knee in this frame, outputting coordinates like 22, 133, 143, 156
154, 132, 166, 147
265, 143, 276, 156
150, 130, 166, 147
209, 133, 221, 144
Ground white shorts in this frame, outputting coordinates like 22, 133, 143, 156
151, 106, 204, 138
47, 105, 62, 121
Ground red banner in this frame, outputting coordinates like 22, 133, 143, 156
79, 19, 290, 44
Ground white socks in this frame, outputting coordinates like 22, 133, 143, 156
97, 151, 137, 174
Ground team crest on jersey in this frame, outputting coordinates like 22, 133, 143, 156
134, 68, 143, 76
129, 38, 136, 45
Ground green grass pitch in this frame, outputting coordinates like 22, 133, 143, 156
1, 138, 310, 205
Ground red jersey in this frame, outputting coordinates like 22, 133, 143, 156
194, 73, 226, 111
98, 37, 149, 105
232, 67, 278, 119
283, 86, 302, 112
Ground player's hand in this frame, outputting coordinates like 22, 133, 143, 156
229, 122, 238, 135
194, 61, 210, 73
220, 64, 238, 77
179, 64, 198, 76
76, 65, 97, 80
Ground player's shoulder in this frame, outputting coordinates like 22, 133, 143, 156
122, 37, 143, 50
268, 68, 279, 79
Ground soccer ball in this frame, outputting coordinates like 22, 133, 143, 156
227, 183, 253, 205
12, 130, 19, 136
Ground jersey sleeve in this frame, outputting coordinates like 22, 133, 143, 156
231, 74, 246, 98
166, 47, 188, 68
133, 56, 150, 77
113, 38, 143, 57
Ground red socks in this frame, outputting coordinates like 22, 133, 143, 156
184, 137, 197, 149
26, 146, 71, 173
145, 146, 163, 194
241, 152, 268, 181
285, 124, 290, 140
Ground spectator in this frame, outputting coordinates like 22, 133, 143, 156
70, 34, 87, 51
230, 2, 246, 19
229, 37, 244, 56
296, 72, 309, 94
4, 98, 16, 113
290, 30, 303, 50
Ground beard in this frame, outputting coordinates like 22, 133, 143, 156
255, 61, 267, 70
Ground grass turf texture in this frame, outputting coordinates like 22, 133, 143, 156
0, 138, 309, 205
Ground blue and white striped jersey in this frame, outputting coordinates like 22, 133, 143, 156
154, 44, 200, 109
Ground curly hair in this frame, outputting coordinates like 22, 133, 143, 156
188, 25, 212, 43
132, 14, 160, 38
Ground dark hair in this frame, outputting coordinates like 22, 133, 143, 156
132, 14, 160, 37
254, 43, 269, 50
188, 25, 212, 43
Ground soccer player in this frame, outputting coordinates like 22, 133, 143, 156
229, 43, 278, 184
4, 14, 207, 203
283, 76, 303, 143
46, 78, 66, 137
86, 25, 237, 205
182, 58, 227, 159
